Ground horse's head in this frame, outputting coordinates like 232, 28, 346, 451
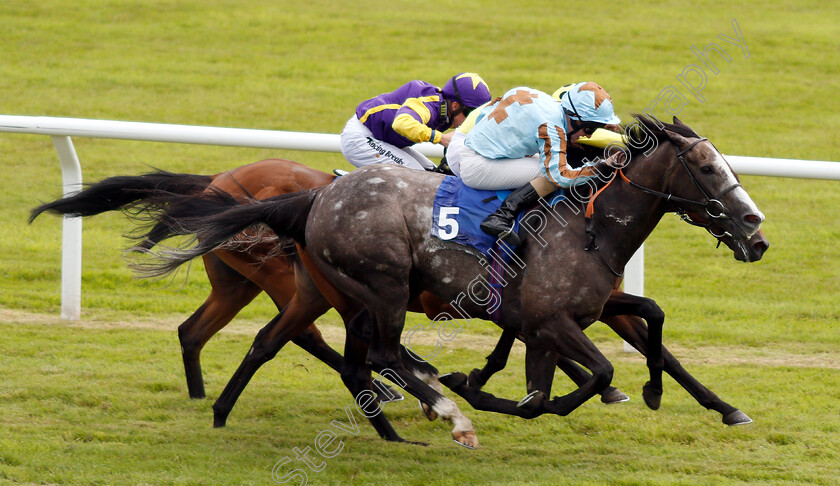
682, 210, 769, 261
623, 115, 767, 262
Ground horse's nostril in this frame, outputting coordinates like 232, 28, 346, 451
744, 214, 763, 226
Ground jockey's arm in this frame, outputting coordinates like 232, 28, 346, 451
392, 98, 443, 145
538, 123, 602, 188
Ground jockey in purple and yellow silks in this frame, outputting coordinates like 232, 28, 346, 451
340, 73, 491, 171
445, 82, 622, 246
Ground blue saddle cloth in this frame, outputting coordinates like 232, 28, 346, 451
431, 176, 564, 254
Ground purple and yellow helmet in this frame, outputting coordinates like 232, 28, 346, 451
559, 81, 621, 125
442, 73, 491, 109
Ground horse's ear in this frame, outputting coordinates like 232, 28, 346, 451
672, 116, 685, 126
663, 127, 691, 148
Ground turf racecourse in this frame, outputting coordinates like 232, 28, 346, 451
1, 0, 839, 484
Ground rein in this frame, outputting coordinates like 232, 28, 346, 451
583, 170, 623, 277
581, 136, 744, 276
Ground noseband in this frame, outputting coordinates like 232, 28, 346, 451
618, 137, 748, 240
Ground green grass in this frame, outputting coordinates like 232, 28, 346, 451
1, 317, 839, 485
1, 0, 839, 484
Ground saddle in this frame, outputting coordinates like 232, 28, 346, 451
430, 176, 565, 253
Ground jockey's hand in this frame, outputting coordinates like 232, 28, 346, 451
439, 131, 454, 147
430, 158, 454, 175
604, 150, 628, 169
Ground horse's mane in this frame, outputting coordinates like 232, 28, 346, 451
624, 114, 701, 157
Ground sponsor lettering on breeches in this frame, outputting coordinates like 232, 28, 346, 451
366, 137, 406, 165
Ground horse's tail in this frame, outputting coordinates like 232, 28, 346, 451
131, 188, 319, 278
29, 170, 213, 223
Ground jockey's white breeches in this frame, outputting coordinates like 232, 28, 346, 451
447, 131, 543, 190
340, 116, 435, 171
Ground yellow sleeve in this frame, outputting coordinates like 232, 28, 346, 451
393, 113, 440, 144
392, 97, 440, 144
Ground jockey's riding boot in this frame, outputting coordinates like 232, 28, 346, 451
479, 183, 540, 246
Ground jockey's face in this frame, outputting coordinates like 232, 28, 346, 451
450, 101, 467, 128
565, 113, 606, 147
565, 114, 588, 147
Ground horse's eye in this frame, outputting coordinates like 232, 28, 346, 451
700, 165, 714, 174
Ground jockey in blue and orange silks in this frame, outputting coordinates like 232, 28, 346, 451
446, 82, 622, 246
340, 73, 492, 171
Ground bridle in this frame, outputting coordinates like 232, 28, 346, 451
617, 137, 750, 240
582, 136, 748, 275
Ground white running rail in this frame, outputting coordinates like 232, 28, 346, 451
2, 115, 838, 320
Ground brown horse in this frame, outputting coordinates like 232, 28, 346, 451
122, 116, 768, 447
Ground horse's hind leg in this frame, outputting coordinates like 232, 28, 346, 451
290, 312, 405, 404
290, 323, 342, 372
339, 312, 406, 443
179, 255, 262, 399
554, 356, 630, 404
522, 316, 614, 417
399, 347, 437, 417
362, 304, 478, 449
448, 325, 627, 404
464, 326, 517, 390
212, 291, 332, 427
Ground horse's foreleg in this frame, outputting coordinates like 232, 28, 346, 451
600, 292, 665, 407
601, 313, 751, 425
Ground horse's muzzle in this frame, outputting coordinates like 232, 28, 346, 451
737, 230, 769, 262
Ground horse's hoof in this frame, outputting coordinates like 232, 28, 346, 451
600, 387, 630, 404
452, 430, 479, 449
418, 400, 438, 421
213, 410, 228, 428
467, 369, 486, 390
722, 410, 753, 426
187, 381, 206, 399
378, 393, 404, 404
642, 381, 662, 410
439, 372, 468, 389
374, 379, 404, 403
517, 390, 547, 411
